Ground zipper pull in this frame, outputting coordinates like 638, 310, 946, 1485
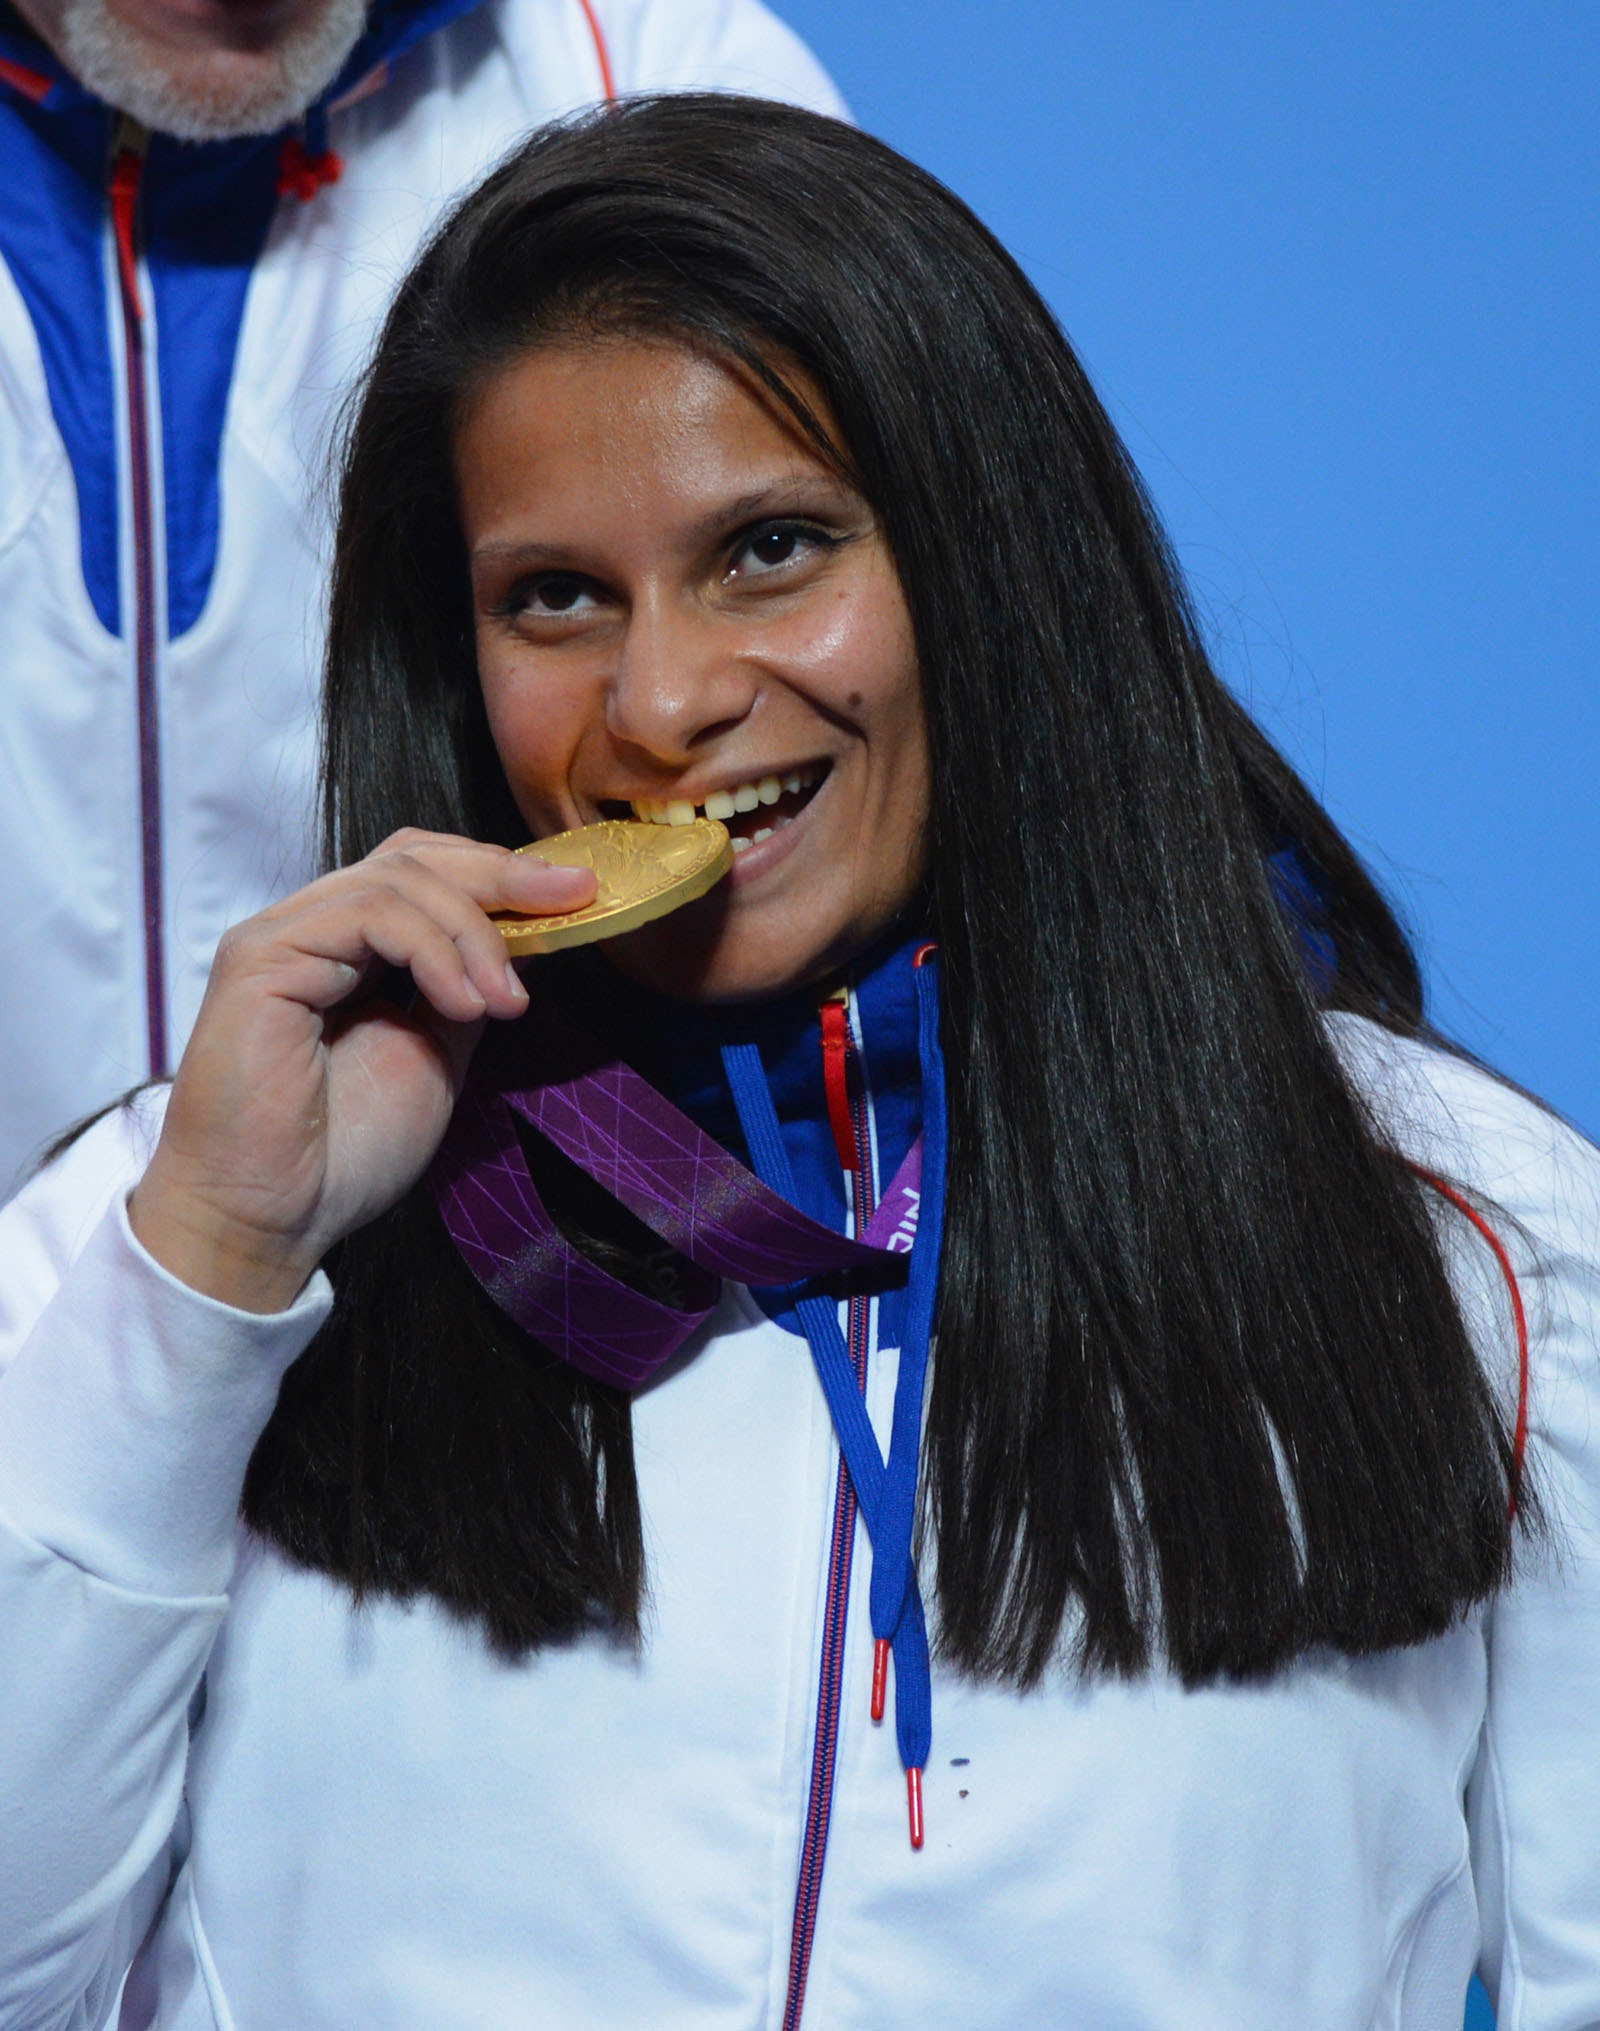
819, 988, 855, 1174
109, 116, 149, 317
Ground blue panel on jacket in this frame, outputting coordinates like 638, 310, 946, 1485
145, 134, 281, 638
0, 92, 121, 632
0, 84, 281, 641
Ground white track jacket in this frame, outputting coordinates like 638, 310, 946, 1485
0, 0, 843, 1195
0, 1018, 1597, 2029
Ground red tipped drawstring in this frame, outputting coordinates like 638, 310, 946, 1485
826, 957, 939, 1855
826, 994, 892, 1728
870, 1637, 890, 1723
277, 135, 343, 201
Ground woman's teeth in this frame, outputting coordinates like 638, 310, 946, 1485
630, 769, 821, 854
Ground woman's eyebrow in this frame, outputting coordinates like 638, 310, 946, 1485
710, 479, 848, 520
682, 477, 864, 546
469, 537, 577, 569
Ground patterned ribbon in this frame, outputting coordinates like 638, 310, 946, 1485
430, 1001, 914, 1390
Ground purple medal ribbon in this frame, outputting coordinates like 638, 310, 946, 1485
431, 1003, 918, 1389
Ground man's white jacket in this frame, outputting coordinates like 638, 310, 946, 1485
0, 0, 844, 1194
0, 1019, 1597, 2027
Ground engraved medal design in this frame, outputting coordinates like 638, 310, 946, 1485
494, 817, 733, 956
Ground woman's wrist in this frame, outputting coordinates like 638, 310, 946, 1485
127, 1174, 318, 1317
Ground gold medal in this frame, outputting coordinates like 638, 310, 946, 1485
494, 817, 733, 957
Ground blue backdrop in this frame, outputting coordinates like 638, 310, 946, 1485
769, 0, 1598, 1155
766, 6, 1599, 2025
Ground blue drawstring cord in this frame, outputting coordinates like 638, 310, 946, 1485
722, 950, 945, 1844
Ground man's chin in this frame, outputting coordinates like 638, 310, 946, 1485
57, 0, 365, 140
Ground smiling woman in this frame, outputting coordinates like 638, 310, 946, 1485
1, 91, 1597, 2031
458, 339, 928, 999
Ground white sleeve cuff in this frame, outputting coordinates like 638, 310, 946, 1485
0, 1192, 332, 1600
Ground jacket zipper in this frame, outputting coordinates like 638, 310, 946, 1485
109, 119, 168, 1080
780, 991, 875, 2031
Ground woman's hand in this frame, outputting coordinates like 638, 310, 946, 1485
128, 833, 595, 1313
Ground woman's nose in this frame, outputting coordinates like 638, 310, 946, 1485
604, 600, 757, 763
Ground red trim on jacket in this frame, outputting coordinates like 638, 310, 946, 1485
0, 54, 52, 104
1411, 1166, 1531, 1516
575, 0, 617, 100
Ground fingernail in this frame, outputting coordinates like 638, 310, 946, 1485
462, 978, 486, 1011
504, 962, 528, 1002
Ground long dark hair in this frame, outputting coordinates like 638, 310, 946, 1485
244, 95, 1522, 1681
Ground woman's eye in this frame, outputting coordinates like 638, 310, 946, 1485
729, 522, 832, 579
525, 574, 594, 615
495, 573, 600, 620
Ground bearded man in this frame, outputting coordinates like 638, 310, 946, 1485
0, 0, 842, 1192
